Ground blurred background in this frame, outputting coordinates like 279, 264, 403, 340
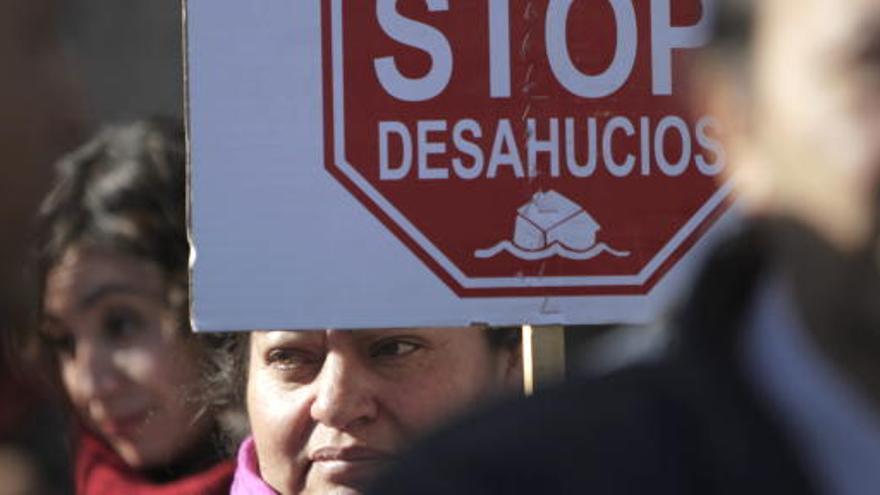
1, 1, 182, 493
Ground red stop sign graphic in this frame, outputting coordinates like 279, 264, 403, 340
322, 0, 730, 297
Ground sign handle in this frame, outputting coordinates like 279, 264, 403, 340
522, 325, 566, 396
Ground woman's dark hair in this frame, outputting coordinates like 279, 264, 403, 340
21, 117, 192, 371
34, 118, 189, 329
486, 326, 521, 352
24, 117, 245, 452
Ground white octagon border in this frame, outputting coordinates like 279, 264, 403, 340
329, 0, 732, 290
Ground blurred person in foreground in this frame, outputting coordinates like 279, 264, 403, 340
25, 119, 235, 494
368, 0, 880, 493
208, 325, 522, 494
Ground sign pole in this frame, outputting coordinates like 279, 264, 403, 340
522, 325, 566, 396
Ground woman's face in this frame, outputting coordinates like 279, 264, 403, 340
247, 327, 519, 495
42, 246, 211, 468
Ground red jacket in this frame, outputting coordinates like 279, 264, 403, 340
75, 430, 234, 495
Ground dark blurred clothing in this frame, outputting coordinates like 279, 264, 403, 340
368, 230, 825, 494
742, 274, 880, 494
75, 429, 234, 495
0, 356, 73, 494
0, 366, 33, 437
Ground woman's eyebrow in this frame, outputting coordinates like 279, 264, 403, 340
77, 283, 160, 309
351, 329, 424, 345
259, 330, 323, 346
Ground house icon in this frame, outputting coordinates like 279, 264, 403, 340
514, 190, 600, 251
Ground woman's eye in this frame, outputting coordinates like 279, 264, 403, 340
102, 308, 142, 340
41, 321, 76, 356
370, 340, 421, 358
46, 333, 76, 356
266, 348, 317, 371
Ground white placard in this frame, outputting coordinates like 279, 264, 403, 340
185, 0, 735, 332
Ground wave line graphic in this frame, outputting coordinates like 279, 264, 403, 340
474, 241, 630, 261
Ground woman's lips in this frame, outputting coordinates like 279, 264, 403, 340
309, 446, 393, 484
98, 410, 150, 436
310, 446, 391, 462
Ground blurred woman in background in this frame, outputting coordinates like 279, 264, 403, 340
27, 119, 235, 494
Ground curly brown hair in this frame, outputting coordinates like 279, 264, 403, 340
17, 118, 243, 451
34, 118, 189, 331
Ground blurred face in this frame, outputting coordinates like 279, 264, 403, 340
247, 327, 518, 495
715, 0, 880, 402
750, 0, 880, 249
42, 246, 211, 469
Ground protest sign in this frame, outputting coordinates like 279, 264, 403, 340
186, 0, 732, 331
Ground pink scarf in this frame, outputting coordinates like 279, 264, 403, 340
230, 436, 278, 494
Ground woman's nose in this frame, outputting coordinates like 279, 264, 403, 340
309, 353, 379, 430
